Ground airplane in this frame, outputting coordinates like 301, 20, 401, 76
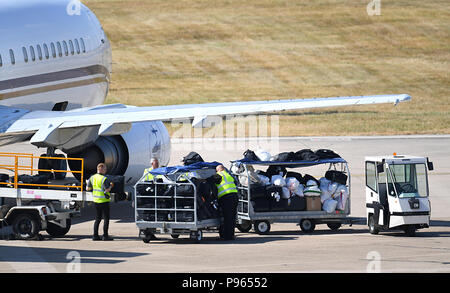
0, 0, 411, 190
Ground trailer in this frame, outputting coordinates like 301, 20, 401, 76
230, 157, 358, 234
0, 152, 92, 240
134, 162, 222, 243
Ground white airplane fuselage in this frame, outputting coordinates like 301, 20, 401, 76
0, 0, 172, 184
0, 0, 112, 111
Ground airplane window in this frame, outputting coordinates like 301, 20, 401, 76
43, 43, 49, 59
69, 40, 75, 55
57, 42, 62, 57
22, 47, 28, 63
74, 39, 80, 54
80, 38, 86, 53
36, 45, 43, 60
9, 49, 15, 65
50, 42, 56, 58
63, 41, 69, 56
30, 46, 36, 61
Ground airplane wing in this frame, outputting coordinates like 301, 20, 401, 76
2, 94, 410, 147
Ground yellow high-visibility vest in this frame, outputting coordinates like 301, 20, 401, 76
178, 171, 198, 182
143, 168, 154, 181
90, 173, 110, 203
216, 170, 237, 199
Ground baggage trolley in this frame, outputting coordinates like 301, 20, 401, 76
230, 158, 358, 234
134, 162, 222, 243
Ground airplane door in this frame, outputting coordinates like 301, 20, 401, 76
385, 164, 404, 228
366, 161, 387, 227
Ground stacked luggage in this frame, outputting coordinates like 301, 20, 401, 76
1, 174, 49, 189
135, 161, 221, 223
234, 148, 349, 214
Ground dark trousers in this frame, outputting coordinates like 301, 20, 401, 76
94, 202, 110, 237
218, 192, 238, 240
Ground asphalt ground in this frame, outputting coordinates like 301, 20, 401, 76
0, 135, 449, 273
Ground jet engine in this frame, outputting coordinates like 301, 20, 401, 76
66, 121, 171, 185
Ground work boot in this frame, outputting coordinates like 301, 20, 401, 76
92, 235, 101, 241
103, 235, 114, 241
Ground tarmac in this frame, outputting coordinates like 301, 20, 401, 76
0, 135, 449, 273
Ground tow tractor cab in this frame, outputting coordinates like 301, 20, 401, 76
365, 155, 433, 236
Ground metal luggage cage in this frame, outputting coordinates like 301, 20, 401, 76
134, 162, 222, 243
230, 158, 354, 234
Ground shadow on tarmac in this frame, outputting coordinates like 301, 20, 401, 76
0, 245, 148, 264
72, 201, 136, 225
141, 235, 300, 245
362, 220, 450, 238
143, 224, 369, 245
41, 234, 140, 241
430, 220, 450, 227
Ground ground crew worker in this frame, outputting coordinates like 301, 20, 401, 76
87, 163, 114, 241
143, 157, 159, 181
215, 164, 238, 241
142, 157, 160, 240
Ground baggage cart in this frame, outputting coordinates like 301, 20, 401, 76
0, 152, 90, 240
230, 158, 358, 234
134, 162, 222, 243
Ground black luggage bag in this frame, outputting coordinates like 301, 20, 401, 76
252, 198, 272, 212
325, 170, 348, 185
294, 149, 319, 161
271, 199, 289, 211
302, 174, 320, 186
285, 171, 302, 182
266, 165, 287, 177
0, 173, 9, 183
249, 184, 268, 200
10, 174, 48, 189
315, 149, 341, 159
182, 152, 204, 165
272, 152, 295, 162
136, 183, 155, 195
286, 196, 306, 211
243, 149, 260, 161
106, 175, 125, 194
